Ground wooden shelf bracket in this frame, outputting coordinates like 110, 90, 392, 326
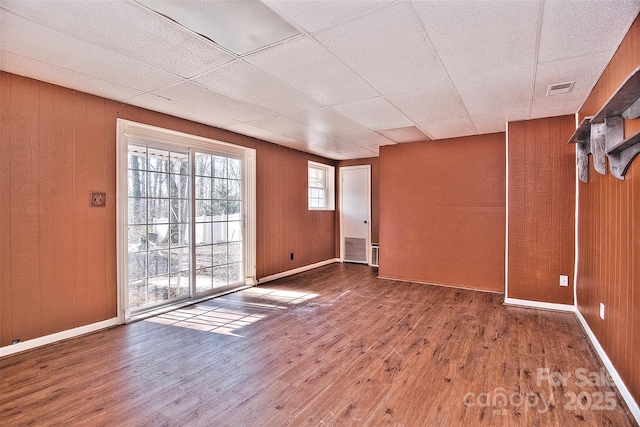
568, 66, 640, 182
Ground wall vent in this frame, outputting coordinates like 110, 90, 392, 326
344, 237, 367, 263
370, 244, 379, 267
547, 81, 575, 96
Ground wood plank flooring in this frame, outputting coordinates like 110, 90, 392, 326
1, 263, 636, 426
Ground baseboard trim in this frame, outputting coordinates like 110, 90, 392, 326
258, 258, 340, 284
377, 275, 504, 294
0, 317, 119, 358
503, 297, 577, 313
575, 309, 640, 423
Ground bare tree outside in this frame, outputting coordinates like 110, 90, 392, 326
127, 146, 243, 312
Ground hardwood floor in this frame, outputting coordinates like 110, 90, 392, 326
1, 263, 636, 426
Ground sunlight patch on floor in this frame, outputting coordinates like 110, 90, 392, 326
143, 287, 319, 336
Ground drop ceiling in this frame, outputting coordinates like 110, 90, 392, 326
1, 0, 638, 160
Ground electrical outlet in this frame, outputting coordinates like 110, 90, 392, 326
90, 192, 106, 207
559, 275, 569, 287
600, 303, 605, 320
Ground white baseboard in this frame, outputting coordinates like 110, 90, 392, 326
504, 297, 639, 422
258, 258, 339, 284
575, 309, 640, 423
0, 317, 119, 358
503, 297, 577, 312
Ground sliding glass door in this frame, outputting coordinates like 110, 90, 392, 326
117, 119, 256, 322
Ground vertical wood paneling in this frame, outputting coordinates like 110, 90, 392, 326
507, 116, 576, 305
52, 85, 77, 332
0, 71, 337, 347
0, 73, 12, 342
576, 13, 640, 406
73, 93, 89, 325
103, 107, 118, 320
37, 82, 56, 337
255, 143, 336, 278
85, 96, 108, 324
379, 133, 505, 293
9, 76, 41, 341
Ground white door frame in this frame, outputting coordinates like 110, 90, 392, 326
339, 165, 372, 264
115, 119, 256, 324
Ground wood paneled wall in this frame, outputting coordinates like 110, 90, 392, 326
507, 116, 576, 304
576, 14, 640, 406
378, 134, 505, 292
0, 72, 336, 347
256, 143, 337, 278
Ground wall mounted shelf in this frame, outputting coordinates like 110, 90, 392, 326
568, 65, 640, 182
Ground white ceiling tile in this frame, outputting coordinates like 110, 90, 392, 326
532, 51, 612, 111
153, 81, 277, 122
310, 137, 359, 152
135, 0, 299, 56
193, 61, 321, 114
2, 0, 637, 160
305, 130, 351, 148
332, 97, 413, 130
413, 0, 540, 80
247, 115, 322, 141
125, 93, 240, 129
315, 2, 449, 95
424, 118, 478, 140
454, 67, 533, 116
287, 107, 370, 137
386, 82, 470, 134
538, 0, 640, 63
263, 0, 392, 33
0, 49, 144, 101
1, 0, 234, 78
341, 131, 396, 148
0, 10, 182, 92
530, 102, 583, 121
378, 126, 430, 143
226, 122, 298, 144
336, 147, 379, 159
291, 141, 349, 160
245, 37, 378, 105
470, 109, 529, 135
271, 139, 347, 160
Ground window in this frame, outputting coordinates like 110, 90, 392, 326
308, 161, 335, 210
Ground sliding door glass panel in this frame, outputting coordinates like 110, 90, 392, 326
127, 145, 190, 312
194, 153, 243, 294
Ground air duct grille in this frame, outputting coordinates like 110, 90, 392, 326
547, 81, 575, 96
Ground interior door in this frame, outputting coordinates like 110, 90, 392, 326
340, 166, 371, 264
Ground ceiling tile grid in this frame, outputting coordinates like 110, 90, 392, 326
192, 60, 322, 115
1, 0, 639, 160
0, 9, 183, 93
1, 0, 235, 78
314, 1, 450, 95
245, 36, 379, 105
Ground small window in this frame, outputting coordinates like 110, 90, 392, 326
308, 161, 335, 210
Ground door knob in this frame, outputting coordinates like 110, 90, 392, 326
363, 220, 368, 224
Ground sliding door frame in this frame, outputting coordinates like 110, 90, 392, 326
116, 119, 256, 323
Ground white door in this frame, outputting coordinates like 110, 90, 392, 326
340, 166, 371, 264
